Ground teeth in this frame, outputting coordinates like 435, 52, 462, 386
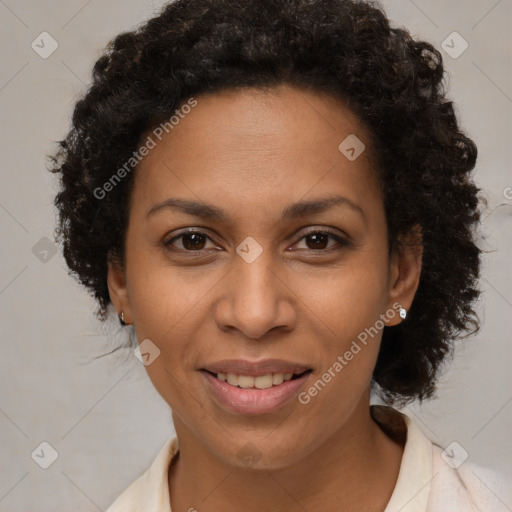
238, 375, 255, 388
217, 372, 297, 388
226, 373, 238, 386
254, 375, 273, 389
272, 373, 284, 385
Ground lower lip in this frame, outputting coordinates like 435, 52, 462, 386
201, 370, 311, 415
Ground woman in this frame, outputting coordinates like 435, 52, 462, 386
49, 0, 510, 510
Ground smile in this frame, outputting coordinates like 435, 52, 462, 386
208, 370, 304, 388
200, 368, 313, 415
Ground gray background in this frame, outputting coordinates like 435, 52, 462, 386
0, 0, 511, 510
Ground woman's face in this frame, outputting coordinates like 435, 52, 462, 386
108, 84, 419, 469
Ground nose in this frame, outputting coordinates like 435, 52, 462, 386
213, 248, 297, 340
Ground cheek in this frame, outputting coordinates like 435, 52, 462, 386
126, 247, 220, 339
297, 258, 390, 340
293, 257, 389, 408
297, 267, 387, 418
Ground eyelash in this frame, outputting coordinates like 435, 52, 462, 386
163, 228, 349, 256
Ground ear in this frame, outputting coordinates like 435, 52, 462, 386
107, 254, 132, 324
385, 225, 423, 327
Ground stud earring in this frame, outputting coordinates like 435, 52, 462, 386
119, 311, 126, 326
399, 307, 407, 320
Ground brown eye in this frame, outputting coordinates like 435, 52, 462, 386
180, 232, 207, 250
293, 230, 349, 252
165, 230, 216, 252
304, 232, 330, 250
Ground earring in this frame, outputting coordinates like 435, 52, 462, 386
119, 311, 126, 326
399, 307, 407, 320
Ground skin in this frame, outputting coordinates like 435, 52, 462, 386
108, 84, 423, 512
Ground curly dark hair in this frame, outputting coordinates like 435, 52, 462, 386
48, 0, 482, 406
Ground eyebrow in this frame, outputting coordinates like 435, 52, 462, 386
146, 195, 366, 224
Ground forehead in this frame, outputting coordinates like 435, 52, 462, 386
131, 84, 381, 222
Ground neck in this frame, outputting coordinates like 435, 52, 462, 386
168, 395, 404, 512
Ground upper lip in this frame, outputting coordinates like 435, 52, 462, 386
201, 359, 312, 377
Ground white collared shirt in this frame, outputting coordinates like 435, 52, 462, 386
105, 406, 511, 511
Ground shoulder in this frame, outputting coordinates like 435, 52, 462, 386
105, 436, 178, 512
371, 405, 511, 512
428, 443, 511, 512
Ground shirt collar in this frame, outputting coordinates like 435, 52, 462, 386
375, 405, 433, 512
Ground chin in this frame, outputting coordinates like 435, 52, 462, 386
216, 435, 312, 471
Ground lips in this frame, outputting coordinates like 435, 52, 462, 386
201, 358, 311, 377
199, 359, 313, 415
